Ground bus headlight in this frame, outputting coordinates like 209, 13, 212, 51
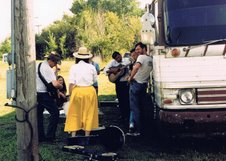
179, 89, 195, 104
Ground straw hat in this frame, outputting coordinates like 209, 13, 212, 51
73, 47, 93, 59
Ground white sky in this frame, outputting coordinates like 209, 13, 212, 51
0, 0, 150, 42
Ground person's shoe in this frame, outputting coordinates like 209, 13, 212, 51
126, 131, 140, 137
128, 123, 135, 133
126, 124, 135, 135
129, 123, 134, 129
133, 132, 141, 136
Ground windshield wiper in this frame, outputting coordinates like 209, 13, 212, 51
203, 38, 226, 46
183, 38, 226, 56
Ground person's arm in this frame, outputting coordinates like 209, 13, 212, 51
68, 65, 76, 95
93, 68, 98, 84
103, 60, 114, 75
128, 62, 141, 82
69, 83, 75, 96
96, 63, 100, 75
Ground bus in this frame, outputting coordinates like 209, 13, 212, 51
146, 0, 226, 135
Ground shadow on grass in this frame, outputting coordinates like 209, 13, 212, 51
0, 110, 16, 124
98, 94, 117, 101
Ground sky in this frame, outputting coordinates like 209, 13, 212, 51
0, 0, 150, 42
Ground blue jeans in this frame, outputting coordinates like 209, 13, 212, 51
129, 80, 147, 132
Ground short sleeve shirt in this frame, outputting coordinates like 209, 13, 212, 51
134, 55, 153, 84
103, 57, 132, 82
36, 60, 56, 92
69, 60, 97, 86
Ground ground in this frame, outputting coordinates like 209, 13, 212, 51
96, 103, 226, 161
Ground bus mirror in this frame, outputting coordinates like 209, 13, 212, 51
141, 12, 155, 45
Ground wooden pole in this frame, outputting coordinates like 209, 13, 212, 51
14, 0, 39, 160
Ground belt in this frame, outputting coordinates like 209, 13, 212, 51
37, 92, 48, 95
132, 79, 147, 85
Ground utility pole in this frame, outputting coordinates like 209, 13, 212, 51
13, 0, 39, 160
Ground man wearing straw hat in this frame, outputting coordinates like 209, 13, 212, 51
64, 47, 99, 138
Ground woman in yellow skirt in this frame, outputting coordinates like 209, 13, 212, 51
64, 47, 98, 137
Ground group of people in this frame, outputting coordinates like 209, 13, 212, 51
36, 41, 153, 143
36, 47, 100, 142
104, 42, 153, 136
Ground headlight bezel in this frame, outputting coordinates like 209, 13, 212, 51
178, 89, 195, 105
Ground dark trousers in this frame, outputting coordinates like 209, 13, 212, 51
116, 81, 130, 120
37, 93, 59, 140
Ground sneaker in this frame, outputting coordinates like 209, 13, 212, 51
133, 132, 141, 136
129, 123, 134, 129
128, 128, 134, 133
126, 131, 140, 137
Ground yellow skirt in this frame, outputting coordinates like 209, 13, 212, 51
64, 86, 99, 132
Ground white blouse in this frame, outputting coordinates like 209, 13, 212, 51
69, 60, 97, 86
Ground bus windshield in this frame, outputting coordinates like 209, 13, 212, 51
164, 0, 226, 46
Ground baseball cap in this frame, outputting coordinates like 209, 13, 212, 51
47, 53, 61, 65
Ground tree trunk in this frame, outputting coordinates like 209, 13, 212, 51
14, 0, 39, 160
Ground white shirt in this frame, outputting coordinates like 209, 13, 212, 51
134, 55, 153, 83
103, 57, 131, 82
36, 60, 56, 92
69, 60, 97, 86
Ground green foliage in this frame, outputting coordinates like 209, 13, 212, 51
70, 0, 142, 59
59, 34, 67, 58
36, 14, 77, 59
45, 31, 58, 53
0, 38, 11, 58
36, 0, 143, 60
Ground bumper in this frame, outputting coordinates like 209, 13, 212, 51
159, 109, 226, 133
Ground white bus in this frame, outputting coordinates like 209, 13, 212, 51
147, 0, 226, 135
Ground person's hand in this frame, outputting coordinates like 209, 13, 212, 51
127, 76, 132, 83
52, 80, 63, 89
125, 75, 129, 81
58, 92, 66, 98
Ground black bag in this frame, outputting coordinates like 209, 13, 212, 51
38, 63, 58, 99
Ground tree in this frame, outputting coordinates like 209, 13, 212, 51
70, 0, 143, 59
36, 14, 77, 59
35, 0, 143, 60
59, 34, 67, 58
0, 38, 11, 58
45, 31, 58, 53
14, 0, 39, 160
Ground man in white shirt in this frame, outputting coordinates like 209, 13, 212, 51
36, 53, 62, 142
128, 42, 153, 136
104, 51, 132, 125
